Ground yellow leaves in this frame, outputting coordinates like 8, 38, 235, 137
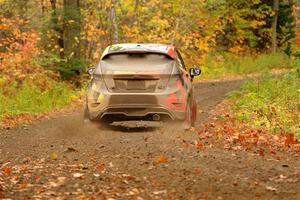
228, 46, 246, 54
74, 36, 79, 44
250, 20, 266, 29
51, 153, 58, 160
79, 194, 87, 199
85, 24, 107, 42
67, 20, 75, 24
252, 0, 261, 5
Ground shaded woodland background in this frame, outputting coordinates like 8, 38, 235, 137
1, 0, 299, 78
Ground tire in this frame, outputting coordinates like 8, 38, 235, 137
183, 101, 192, 130
83, 104, 91, 123
83, 105, 110, 128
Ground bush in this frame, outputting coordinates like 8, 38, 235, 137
229, 70, 300, 137
0, 17, 82, 126
0, 79, 79, 122
199, 53, 297, 80
35, 53, 87, 80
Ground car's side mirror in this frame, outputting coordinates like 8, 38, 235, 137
189, 68, 201, 78
87, 68, 95, 76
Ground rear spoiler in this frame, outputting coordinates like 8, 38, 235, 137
101, 48, 175, 60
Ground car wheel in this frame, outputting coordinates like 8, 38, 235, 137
83, 105, 111, 129
83, 104, 91, 123
183, 101, 192, 130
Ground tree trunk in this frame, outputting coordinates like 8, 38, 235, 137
50, 0, 56, 10
172, 4, 185, 45
49, 0, 64, 57
63, 0, 81, 59
134, 0, 139, 20
41, 0, 46, 16
111, 0, 119, 44
272, 0, 279, 53
134, 0, 139, 13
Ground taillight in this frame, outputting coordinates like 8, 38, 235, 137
166, 74, 187, 111
88, 78, 103, 106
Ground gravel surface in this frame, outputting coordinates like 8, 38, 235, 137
1, 80, 300, 200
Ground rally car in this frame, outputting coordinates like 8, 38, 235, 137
84, 43, 201, 129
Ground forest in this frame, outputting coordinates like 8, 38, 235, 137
0, 0, 299, 135
1, 1, 300, 199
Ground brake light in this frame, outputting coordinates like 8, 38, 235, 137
166, 75, 187, 111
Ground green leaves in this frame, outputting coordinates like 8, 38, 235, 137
232, 71, 300, 136
0, 79, 80, 127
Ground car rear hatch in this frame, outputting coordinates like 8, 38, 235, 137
99, 53, 174, 93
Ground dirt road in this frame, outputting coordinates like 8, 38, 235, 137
1, 80, 300, 200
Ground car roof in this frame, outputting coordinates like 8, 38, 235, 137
101, 43, 176, 60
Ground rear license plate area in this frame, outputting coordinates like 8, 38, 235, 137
127, 80, 146, 90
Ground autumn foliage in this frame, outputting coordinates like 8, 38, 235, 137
0, 0, 299, 129
0, 17, 58, 91
197, 100, 300, 156
0, 16, 79, 126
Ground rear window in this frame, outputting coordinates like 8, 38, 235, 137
104, 53, 171, 61
99, 53, 174, 74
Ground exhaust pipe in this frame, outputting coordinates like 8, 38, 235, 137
152, 114, 160, 121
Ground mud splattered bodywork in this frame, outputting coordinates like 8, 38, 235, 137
85, 43, 198, 127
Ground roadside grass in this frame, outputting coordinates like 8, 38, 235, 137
0, 79, 81, 126
198, 53, 299, 80
228, 68, 300, 138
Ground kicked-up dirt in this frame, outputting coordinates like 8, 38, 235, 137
1, 80, 300, 200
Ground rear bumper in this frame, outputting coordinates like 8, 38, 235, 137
87, 92, 186, 121
100, 106, 185, 120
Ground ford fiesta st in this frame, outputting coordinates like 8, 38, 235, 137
84, 43, 201, 129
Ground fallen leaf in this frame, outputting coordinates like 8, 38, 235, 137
19, 183, 28, 189
3, 167, 12, 176
285, 135, 296, 146
96, 163, 105, 173
51, 153, 58, 160
189, 127, 196, 132
196, 142, 205, 150
0, 191, 4, 199
144, 136, 149, 142
129, 188, 139, 195
270, 150, 276, 155
153, 190, 167, 195
194, 168, 202, 175
57, 177, 67, 184
48, 181, 58, 188
258, 149, 265, 157
157, 155, 168, 164
238, 134, 246, 142
266, 186, 277, 192
127, 175, 135, 181
73, 173, 84, 178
